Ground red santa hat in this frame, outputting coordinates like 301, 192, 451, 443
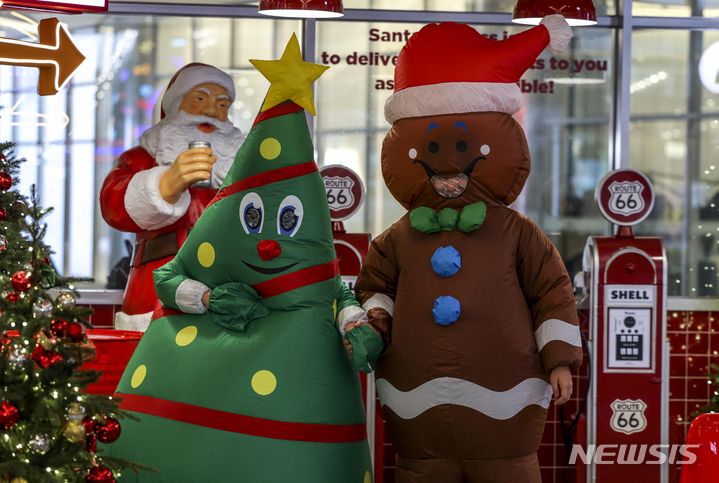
160, 63, 237, 118
384, 14, 572, 124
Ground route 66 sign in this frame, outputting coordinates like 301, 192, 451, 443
320, 165, 365, 221
610, 399, 648, 435
596, 169, 655, 226
608, 181, 644, 216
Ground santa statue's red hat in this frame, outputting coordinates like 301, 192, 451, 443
160, 63, 237, 118
384, 14, 572, 123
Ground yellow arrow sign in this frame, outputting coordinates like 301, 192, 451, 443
0, 17, 85, 96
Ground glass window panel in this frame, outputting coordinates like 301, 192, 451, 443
195, 18, 232, 68
232, 18, 301, 68
631, 29, 719, 296
70, 86, 97, 142
14, 144, 39, 199
633, 0, 719, 17
67, 143, 95, 278
41, 91, 68, 144
37, 143, 66, 274
0, 92, 14, 141
14, 94, 39, 144
156, 18, 193, 76
632, 30, 689, 116
72, 30, 99, 84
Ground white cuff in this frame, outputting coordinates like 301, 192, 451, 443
337, 305, 366, 335
535, 319, 581, 351
125, 166, 191, 230
362, 293, 395, 317
541, 15, 572, 55
175, 279, 209, 314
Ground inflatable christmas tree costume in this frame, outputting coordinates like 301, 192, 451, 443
108, 35, 378, 483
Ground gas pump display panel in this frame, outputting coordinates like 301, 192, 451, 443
604, 284, 656, 372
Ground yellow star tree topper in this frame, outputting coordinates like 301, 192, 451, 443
250, 33, 329, 116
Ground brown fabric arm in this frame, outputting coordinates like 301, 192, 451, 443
355, 228, 399, 348
516, 218, 583, 372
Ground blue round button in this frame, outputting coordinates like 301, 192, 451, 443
433, 296, 461, 326
431, 245, 462, 278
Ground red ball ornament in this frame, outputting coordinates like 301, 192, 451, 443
82, 416, 95, 434
66, 322, 85, 342
0, 172, 12, 191
0, 207, 7, 221
50, 318, 69, 337
86, 465, 115, 483
95, 417, 121, 444
11, 271, 32, 292
31, 345, 62, 368
0, 400, 20, 429
5, 292, 19, 303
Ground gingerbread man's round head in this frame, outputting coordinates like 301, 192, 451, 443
381, 17, 572, 211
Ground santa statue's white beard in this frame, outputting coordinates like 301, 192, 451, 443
139, 111, 245, 187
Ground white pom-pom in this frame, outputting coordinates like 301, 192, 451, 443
540, 14, 572, 55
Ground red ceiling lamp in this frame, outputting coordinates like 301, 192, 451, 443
512, 0, 597, 26
258, 0, 344, 18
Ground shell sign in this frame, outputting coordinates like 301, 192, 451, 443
0, 17, 85, 96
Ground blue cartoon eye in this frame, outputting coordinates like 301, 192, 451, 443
277, 195, 303, 237
239, 192, 264, 234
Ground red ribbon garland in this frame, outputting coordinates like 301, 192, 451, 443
252, 259, 339, 299
116, 392, 366, 443
207, 161, 318, 209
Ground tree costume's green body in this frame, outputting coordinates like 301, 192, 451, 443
108, 85, 375, 481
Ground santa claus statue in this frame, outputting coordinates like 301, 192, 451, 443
100, 63, 245, 331
355, 15, 583, 482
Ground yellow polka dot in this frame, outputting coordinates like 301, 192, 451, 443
175, 325, 198, 347
131, 365, 147, 388
251, 370, 277, 396
197, 242, 215, 268
260, 138, 281, 160
364, 471, 372, 483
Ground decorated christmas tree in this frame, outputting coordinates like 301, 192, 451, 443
0, 142, 132, 482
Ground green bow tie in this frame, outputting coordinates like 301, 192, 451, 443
409, 202, 487, 234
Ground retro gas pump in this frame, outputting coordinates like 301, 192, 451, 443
581, 169, 669, 482
320, 165, 386, 482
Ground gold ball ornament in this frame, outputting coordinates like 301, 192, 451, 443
55, 291, 76, 310
10, 478, 29, 483
62, 420, 85, 443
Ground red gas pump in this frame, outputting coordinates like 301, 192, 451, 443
321, 165, 385, 482
580, 169, 669, 482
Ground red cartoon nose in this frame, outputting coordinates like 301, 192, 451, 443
257, 240, 281, 261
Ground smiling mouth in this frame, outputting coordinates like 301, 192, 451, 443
413, 157, 483, 199
242, 260, 298, 275
197, 123, 216, 133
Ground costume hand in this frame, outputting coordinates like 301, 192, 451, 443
366, 307, 392, 348
344, 323, 384, 373
159, 147, 217, 203
550, 366, 573, 405
342, 320, 367, 355
207, 282, 269, 332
